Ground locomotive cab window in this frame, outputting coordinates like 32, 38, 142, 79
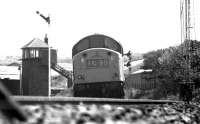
105, 37, 123, 54
76, 39, 89, 53
105, 37, 118, 51
89, 36, 105, 48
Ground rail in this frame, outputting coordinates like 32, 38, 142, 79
13, 96, 180, 105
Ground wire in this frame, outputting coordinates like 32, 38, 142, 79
192, 0, 196, 40
180, 0, 184, 44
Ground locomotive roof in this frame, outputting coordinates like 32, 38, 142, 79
72, 34, 123, 56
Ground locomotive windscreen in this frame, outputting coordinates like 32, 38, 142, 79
72, 34, 123, 56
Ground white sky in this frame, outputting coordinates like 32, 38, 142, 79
0, 0, 200, 58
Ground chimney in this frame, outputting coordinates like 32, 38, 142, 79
44, 34, 48, 44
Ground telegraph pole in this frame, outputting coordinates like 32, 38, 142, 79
36, 11, 51, 96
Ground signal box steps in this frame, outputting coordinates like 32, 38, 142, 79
51, 64, 72, 79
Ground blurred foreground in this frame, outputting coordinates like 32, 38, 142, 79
0, 102, 200, 124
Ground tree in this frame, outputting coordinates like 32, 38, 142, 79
142, 40, 200, 100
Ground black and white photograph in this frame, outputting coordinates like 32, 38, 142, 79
0, 0, 200, 123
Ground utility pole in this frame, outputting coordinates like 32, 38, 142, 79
36, 11, 51, 96
180, 0, 195, 102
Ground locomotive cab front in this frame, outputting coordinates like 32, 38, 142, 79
72, 34, 124, 98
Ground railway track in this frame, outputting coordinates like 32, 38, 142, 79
2, 96, 200, 124
13, 96, 180, 105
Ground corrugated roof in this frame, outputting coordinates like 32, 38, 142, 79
0, 66, 19, 80
22, 38, 48, 48
130, 59, 144, 66
131, 69, 152, 74
124, 59, 144, 75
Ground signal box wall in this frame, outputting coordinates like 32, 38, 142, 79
22, 58, 49, 96
40, 49, 57, 65
22, 48, 57, 96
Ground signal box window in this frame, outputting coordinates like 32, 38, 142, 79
23, 49, 29, 59
30, 49, 39, 58
30, 49, 35, 58
35, 50, 39, 57
23, 49, 39, 59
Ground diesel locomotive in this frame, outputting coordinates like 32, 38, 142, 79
72, 34, 124, 98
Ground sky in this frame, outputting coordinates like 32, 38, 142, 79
0, 0, 200, 58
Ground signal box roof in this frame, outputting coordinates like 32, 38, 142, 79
22, 38, 48, 49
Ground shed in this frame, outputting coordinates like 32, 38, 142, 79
125, 69, 157, 90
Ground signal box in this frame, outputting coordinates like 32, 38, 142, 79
21, 38, 57, 96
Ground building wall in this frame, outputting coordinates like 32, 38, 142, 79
0, 79, 20, 95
